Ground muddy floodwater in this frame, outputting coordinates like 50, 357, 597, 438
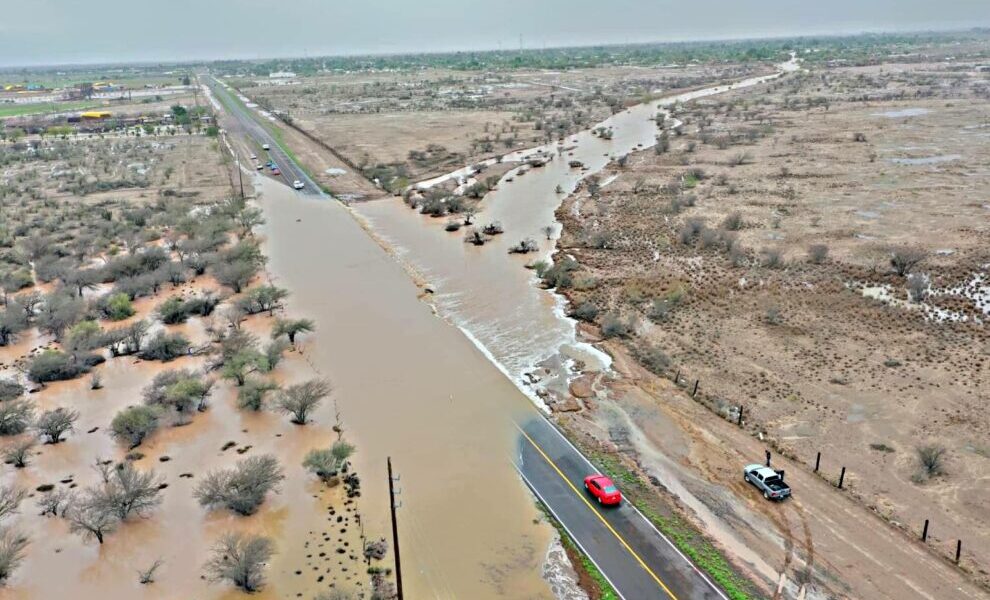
355, 59, 799, 405
255, 177, 555, 599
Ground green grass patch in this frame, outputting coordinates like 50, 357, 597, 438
582, 447, 758, 600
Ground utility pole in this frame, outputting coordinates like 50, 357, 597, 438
387, 457, 403, 600
237, 156, 244, 199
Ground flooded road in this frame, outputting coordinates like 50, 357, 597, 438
254, 176, 555, 599
356, 59, 799, 405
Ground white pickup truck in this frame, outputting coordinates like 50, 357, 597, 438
744, 464, 791, 501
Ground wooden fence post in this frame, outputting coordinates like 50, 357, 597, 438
955, 540, 962, 564
922, 519, 929, 542
691, 379, 699, 397
814, 452, 821, 473
838, 466, 846, 489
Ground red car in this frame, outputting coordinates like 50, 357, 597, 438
584, 474, 622, 506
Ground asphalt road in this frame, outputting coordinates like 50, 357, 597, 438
516, 416, 729, 600
206, 72, 730, 600
202, 75, 322, 197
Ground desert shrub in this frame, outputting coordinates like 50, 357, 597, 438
807, 244, 829, 264
139, 332, 190, 361
0, 270, 33, 293
212, 260, 258, 294
635, 344, 671, 375
195, 455, 284, 515
260, 339, 289, 372
28, 350, 98, 383
601, 312, 632, 339
37, 292, 84, 339
143, 369, 213, 413
36, 407, 79, 443
2, 438, 35, 468
0, 401, 34, 436
64, 320, 104, 353
239, 285, 288, 316
541, 257, 578, 289
157, 297, 188, 324
303, 440, 356, 485
916, 445, 946, 479
0, 380, 24, 402
508, 239, 538, 254
678, 217, 706, 245
586, 231, 612, 250
572, 301, 599, 322
760, 248, 784, 269
906, 273, 930, 302
890, 247, 926, 277
221, 349, 264, 386
482, 222, 504, 235
275, 379, 330, 425
237, 378, 279, 411
0, 309, 28, 347
204, 532, 274, 592
765, 305, 783, 325
111, 405, 161, 448
721, 212, 743, 231
105, 292, 135, 320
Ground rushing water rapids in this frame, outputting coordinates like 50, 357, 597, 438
355, 57, 800, 410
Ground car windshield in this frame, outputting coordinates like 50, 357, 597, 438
603, 486, 618, 494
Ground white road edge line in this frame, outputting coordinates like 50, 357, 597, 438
530, 416, 731, 600
515, 462, 628, 600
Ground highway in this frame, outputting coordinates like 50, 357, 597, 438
516, 416, 729, 600
202, 75, 322, 197
206, 72, 730, 600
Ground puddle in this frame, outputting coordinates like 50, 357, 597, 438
887, 154, 960, 166
873, 108, 930, 118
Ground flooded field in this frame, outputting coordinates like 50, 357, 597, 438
354, 60, 798, 407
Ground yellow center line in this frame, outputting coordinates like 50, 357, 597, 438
516, 424, 680, 600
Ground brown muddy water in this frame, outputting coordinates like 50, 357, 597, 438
253, 176, 555, 599
0, 174, 555, 600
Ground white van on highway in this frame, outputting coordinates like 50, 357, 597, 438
262, 143, 270, 150
292, 180, 305, 190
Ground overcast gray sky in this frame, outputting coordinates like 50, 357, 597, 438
3, 0, 990, 67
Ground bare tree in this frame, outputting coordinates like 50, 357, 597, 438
195, 455, 284, 515
95, 462, 165, 520
275, 379, 330, 425
66, 493, 118, 544
138, 558, 164, 584
0, 486, 26, 521
2, 438, 35, 468
36, 407, 79, 443
37, 488, 72, 517
0, 528, 28, 583
204, 532, 274, 592
890, 247, 926, 277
